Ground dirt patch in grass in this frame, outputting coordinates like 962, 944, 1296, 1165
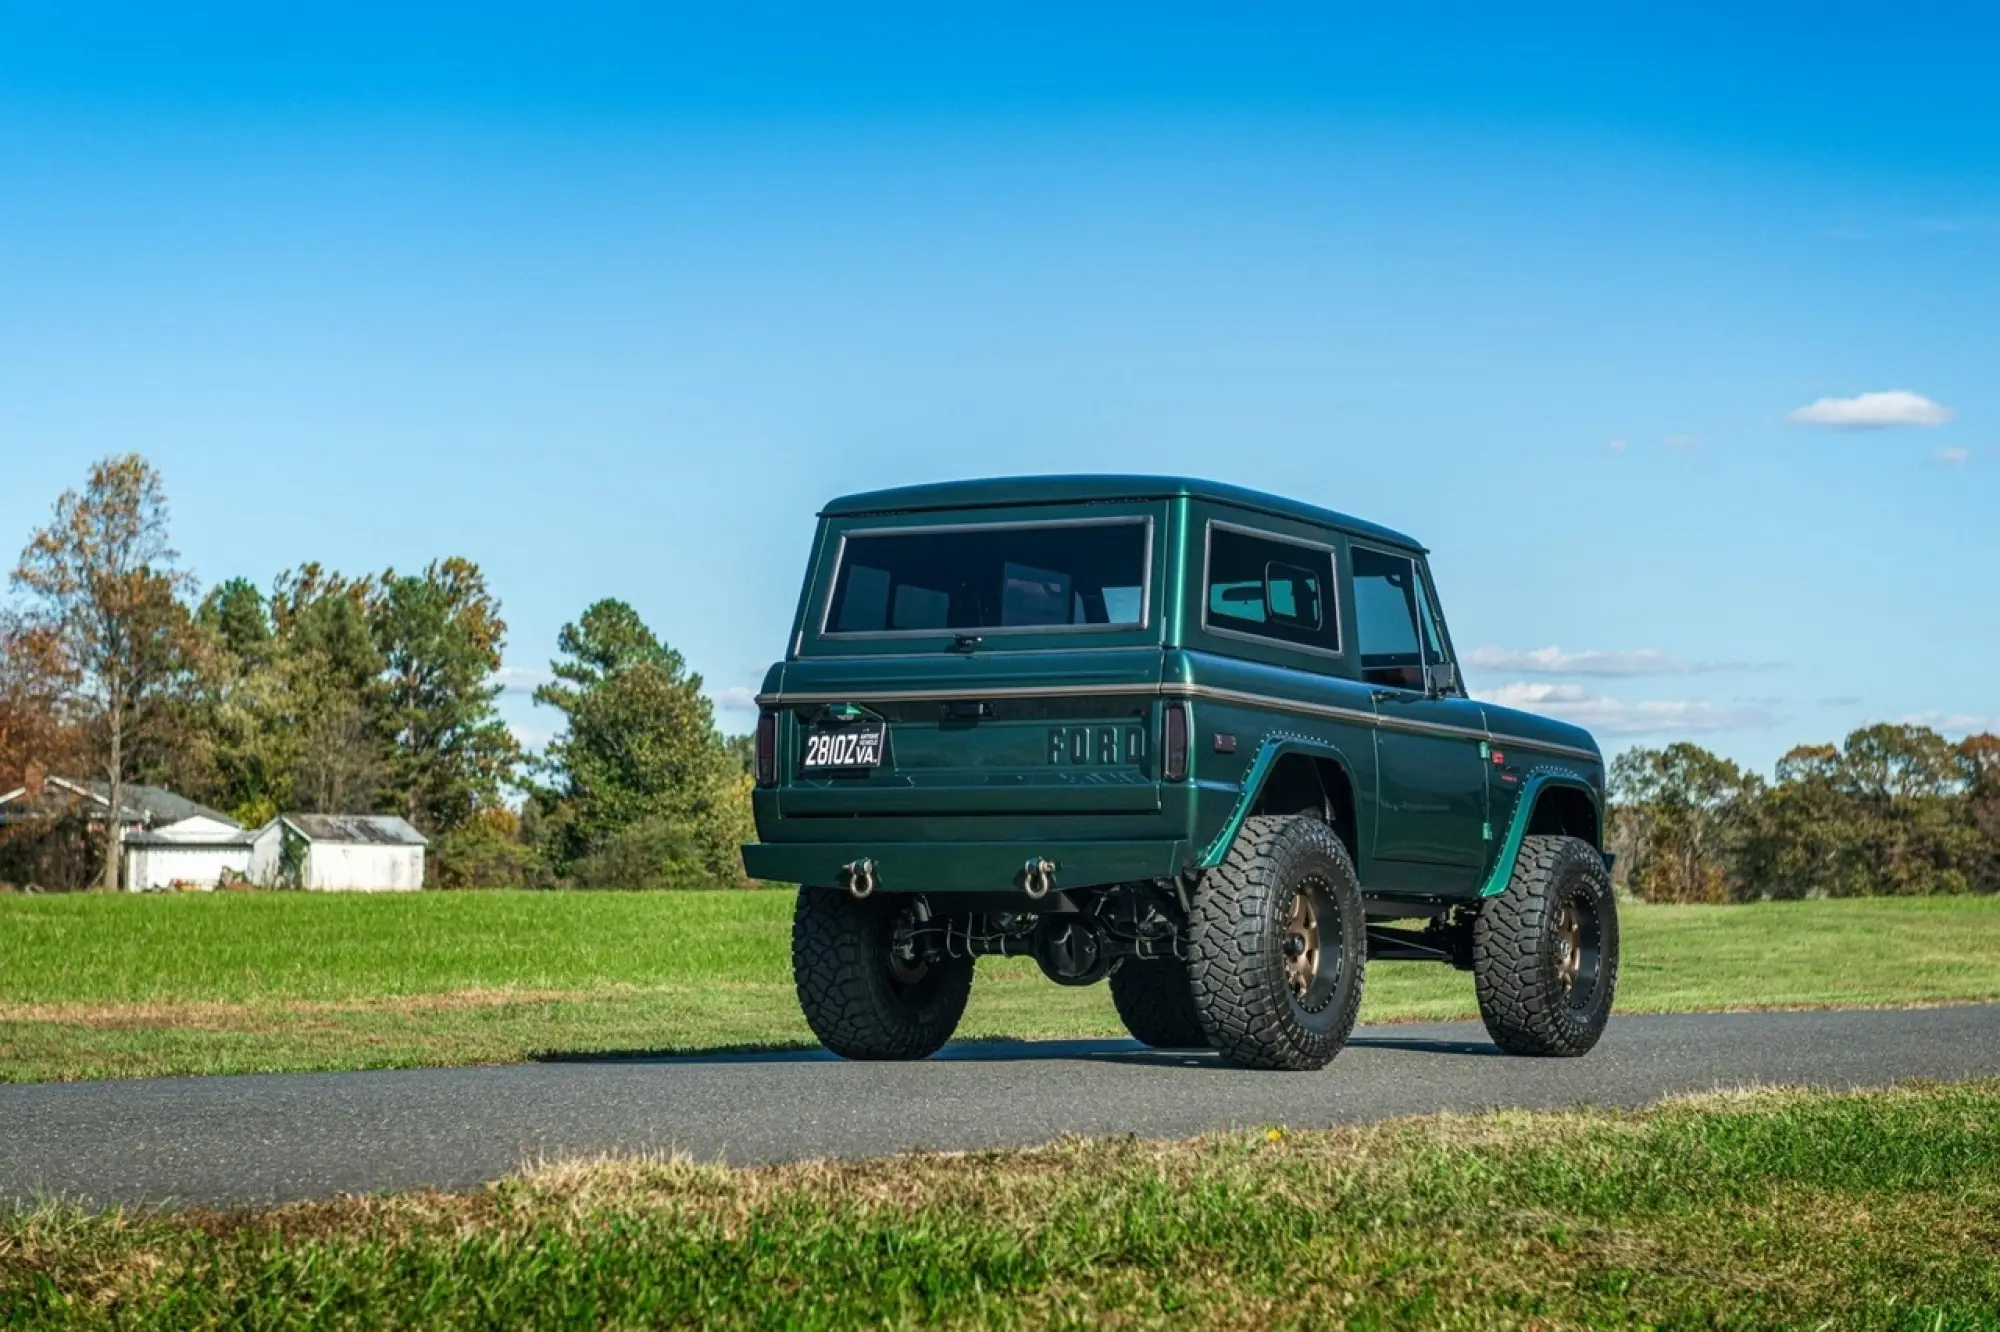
0, 988, 622, 1031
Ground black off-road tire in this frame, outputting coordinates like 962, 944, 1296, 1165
1186, 815, 1367, 1071
1108, 957, 1209, 1049
792, 888, 973, 1060
1473, 834, 1620, 1056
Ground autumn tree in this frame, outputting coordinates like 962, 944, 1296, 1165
1828, 724, 1982, 896
1738, 744, 1869, 899
10, 456, 200, 890
1613, 727, 1997, 903
531, 599, 751, 888
1609, 742, 1762, 902
0, 617, 88, 889
0, 616, 77, 791
1961, 734, 2000, 894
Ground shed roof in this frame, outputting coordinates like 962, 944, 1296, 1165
819, 475, 1426, 551
124, 827, 262, 848
281, 814, 428, 846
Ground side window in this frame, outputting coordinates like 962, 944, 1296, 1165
1203, 524, 1340, 654
1351, 545, 1446, 689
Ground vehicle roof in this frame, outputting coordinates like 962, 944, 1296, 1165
820, 475, 1426, 551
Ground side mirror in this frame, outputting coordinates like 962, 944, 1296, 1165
1425, 661, 1460, 697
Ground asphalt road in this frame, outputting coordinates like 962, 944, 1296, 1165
5, 1005, 1998, 1210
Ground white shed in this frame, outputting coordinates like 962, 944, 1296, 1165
256, 814, 428, 891
124, 814, 268, 891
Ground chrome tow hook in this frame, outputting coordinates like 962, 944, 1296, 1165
1019, 857, 1057, 901
839, 858, 878, 900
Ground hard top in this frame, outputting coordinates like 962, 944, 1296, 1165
820, 475, 1425, 552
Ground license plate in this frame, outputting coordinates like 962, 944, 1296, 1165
802, 722, 887, 771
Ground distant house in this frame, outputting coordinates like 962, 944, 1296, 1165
0, 772, 254, 890
0, 770, 430, 892
252, 814, 428, 891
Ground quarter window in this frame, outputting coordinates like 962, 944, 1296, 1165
1204, 525, 1340, 653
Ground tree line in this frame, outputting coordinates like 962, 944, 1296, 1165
1610, 727, 2000, 902
0, 455, 751, 891
10, 457, 1995, 901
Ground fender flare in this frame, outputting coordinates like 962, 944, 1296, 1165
1196, 733, 1365, 869
1478, 769, 1605, 898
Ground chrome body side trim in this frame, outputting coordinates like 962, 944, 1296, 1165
1169, 683, 1376, 729
756, 680, 1602, 763
1484, 729, 1602, 765
759, 682, 1157, 707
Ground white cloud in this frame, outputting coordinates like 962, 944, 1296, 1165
1787, 390, 1953, 429
1479, 682, 1777, 737
1484, 682, 1593, 706
1934, 447, 1971, 465
493, 665, 553, 695
1464, 646, 1776, 677
1898, 711, 2000, 738
1607, 438, 1627, 453
709, 684, 760, 715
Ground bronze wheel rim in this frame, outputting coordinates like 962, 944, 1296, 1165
1556, 901, 1582, 994
1285, 889, 1322, 1002
1553, 889, 1603, 1013
1282, 877, 1341, 1016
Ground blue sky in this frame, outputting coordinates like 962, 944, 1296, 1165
3, 3, 1995, 774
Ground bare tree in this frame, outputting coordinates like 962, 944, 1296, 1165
11, 456, 195, 890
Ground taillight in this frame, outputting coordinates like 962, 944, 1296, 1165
1162, 701, 1190, 783
755, 709, 779, 787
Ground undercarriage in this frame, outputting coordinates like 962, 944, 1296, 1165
881, 877, 1480, 989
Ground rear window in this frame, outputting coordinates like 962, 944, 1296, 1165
823, 520, 1149, 635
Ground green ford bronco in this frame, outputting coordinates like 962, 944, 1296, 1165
742, 476, 1618, 1071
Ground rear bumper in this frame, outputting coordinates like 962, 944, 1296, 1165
741, 838, 1192, 894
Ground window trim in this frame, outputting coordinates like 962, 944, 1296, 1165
816, 515, 1155, 640
1199, 520, 1344, 659
1414, 554, 1462, 681
1350, 540, 1458, 694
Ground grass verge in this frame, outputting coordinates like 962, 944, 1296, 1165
4, 1081, 1998, 1328
3, 892, 1998, 1083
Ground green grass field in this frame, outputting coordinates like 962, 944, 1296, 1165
6, 1081, 1997, 1328
3, 891, 1998, 1084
